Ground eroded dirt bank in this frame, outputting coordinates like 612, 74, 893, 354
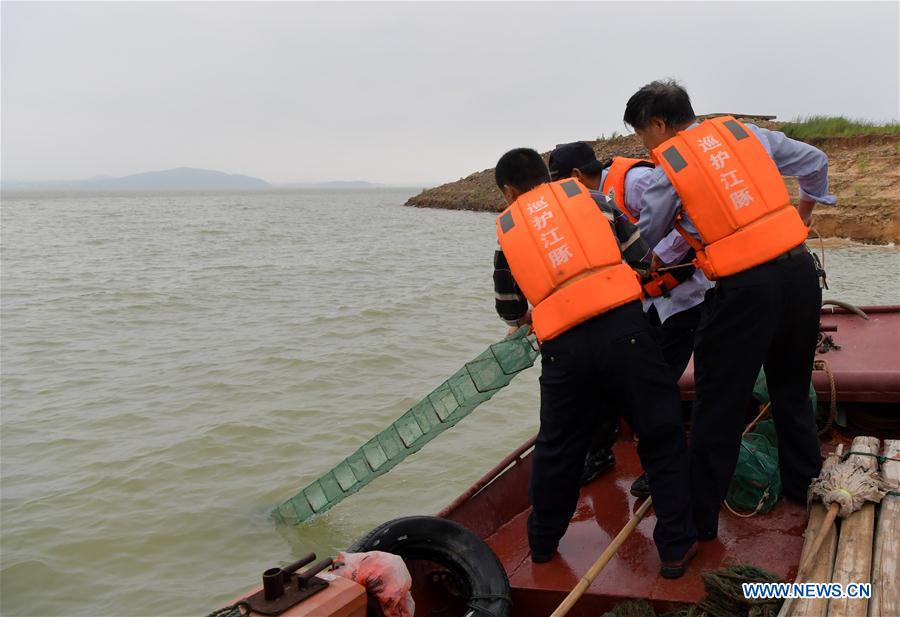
406, 121, 899, 244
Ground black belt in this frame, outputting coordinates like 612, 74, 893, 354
773, 244, 808, 261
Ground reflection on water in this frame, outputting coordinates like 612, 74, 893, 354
1, 189, 897, 615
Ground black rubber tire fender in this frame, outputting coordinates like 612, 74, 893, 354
348, 515, 511, 617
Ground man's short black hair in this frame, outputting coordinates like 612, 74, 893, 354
495, 148, 551, 193
623, 80, 696, 130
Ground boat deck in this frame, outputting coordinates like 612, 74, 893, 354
440, 305, 898, 615
444, 438, 808, 615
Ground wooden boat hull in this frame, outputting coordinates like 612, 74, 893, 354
678, 305, 900, 406
436, 305, 900, 615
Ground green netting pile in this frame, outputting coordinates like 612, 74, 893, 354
272, 327, 539, 525
671, 565, 784, 617
752, 367, 817, 412
601, 599, 657, 617
726, 420, 781, 515
723, 366, 819, 517
601, 565, 784, 617
751, 418, 778, 449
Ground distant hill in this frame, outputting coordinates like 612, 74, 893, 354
2, 167, 270, 191
0, 171, 403, 191
276, 180, 388, 189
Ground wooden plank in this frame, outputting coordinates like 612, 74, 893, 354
827, 436, 881, 617
869, 439, 899, 617
794, 502, 839, 617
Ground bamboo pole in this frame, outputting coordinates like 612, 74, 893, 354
549, 498, 653, 617
868, 439, 899, 617
792, 502, 839, 617
744, 403, 772, 436
826, 436, 881, 617
780, 502, 841, 617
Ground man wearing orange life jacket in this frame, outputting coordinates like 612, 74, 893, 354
492, 147, 697, 577
543, 143, 647, 486
623, 80, 835, 542
548, 143, 713, 498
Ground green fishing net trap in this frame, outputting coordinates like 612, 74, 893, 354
724, 368, 818, 515
272, 327, 539, 525
726, 422, 781, 515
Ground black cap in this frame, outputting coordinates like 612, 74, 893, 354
548, 142, 604, 180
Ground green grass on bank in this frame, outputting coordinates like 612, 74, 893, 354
780, 115, 900, 139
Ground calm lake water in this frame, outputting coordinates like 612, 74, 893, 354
1, 189, 898, 616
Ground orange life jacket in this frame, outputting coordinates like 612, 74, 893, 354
601, 157, 654, 223
599, 158, 692, 298
496, 179, 643, 341
652, 116, 809, 280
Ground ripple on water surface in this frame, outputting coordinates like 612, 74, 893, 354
1, 189, 898, 616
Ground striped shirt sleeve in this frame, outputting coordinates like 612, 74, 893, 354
493, 248, 528, 325
590, 192, 652, 277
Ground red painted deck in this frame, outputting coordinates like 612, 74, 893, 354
445, 439, 806, 616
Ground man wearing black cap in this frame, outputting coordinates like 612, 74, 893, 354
548, 141, 607, 190
546, 143, 650, 277
549, 142, 705, 496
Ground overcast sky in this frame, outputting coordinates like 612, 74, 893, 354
2, 1, 898, 185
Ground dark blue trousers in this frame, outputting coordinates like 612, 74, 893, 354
527, 301, 696, 562
690, 250, 823, 535
586, 302, 702, 455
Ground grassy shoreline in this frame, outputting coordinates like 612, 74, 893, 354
781, 116, 900, 139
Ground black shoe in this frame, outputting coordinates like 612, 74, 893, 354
698, 529, 718, 542
580, 450, 616, 485
530, 548, 556, 563
629, 473, 651, 499
660, 542, 698, 579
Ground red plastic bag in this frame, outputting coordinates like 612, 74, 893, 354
332, 551, 415, 617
